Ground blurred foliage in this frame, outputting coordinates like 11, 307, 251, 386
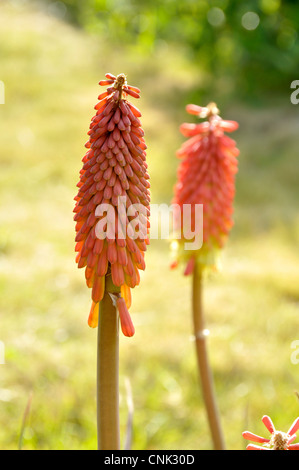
40, 0, 299, 99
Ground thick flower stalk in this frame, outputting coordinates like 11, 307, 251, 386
74, 73, 150, 337
243, 415, 299, 450
171, 102, 239, 274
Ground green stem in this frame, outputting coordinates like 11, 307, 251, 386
97, 277, 121, 450
192, 263, 226, 450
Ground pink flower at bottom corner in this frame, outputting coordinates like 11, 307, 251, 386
242, 415, 299, 450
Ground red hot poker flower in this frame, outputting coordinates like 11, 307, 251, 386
171, 103, 239, 274
74, 73, 150, 336
243, 415, 299, 450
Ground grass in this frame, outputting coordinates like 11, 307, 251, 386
0, 0, 298, 450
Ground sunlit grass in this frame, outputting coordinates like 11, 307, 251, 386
0, 0, 298, 450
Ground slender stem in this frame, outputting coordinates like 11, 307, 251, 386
192, 263, 226, 450
18, 392, 33, 450
97, 277, 121, 450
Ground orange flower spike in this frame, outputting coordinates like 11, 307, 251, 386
172, 102, 239, 273
74, 73, 150, 334
243, 415, 299, 450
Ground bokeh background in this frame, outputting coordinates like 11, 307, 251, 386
0, 0, 298, 450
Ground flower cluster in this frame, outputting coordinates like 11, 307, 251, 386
171, 103, 239, 274
74, 73, 150, 336
243, 415, 299, 450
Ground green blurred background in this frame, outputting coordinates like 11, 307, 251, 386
0, 0, 298, 450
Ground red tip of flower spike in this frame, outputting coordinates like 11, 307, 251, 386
117, 297, 135, 337
186, 104, 208, 117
